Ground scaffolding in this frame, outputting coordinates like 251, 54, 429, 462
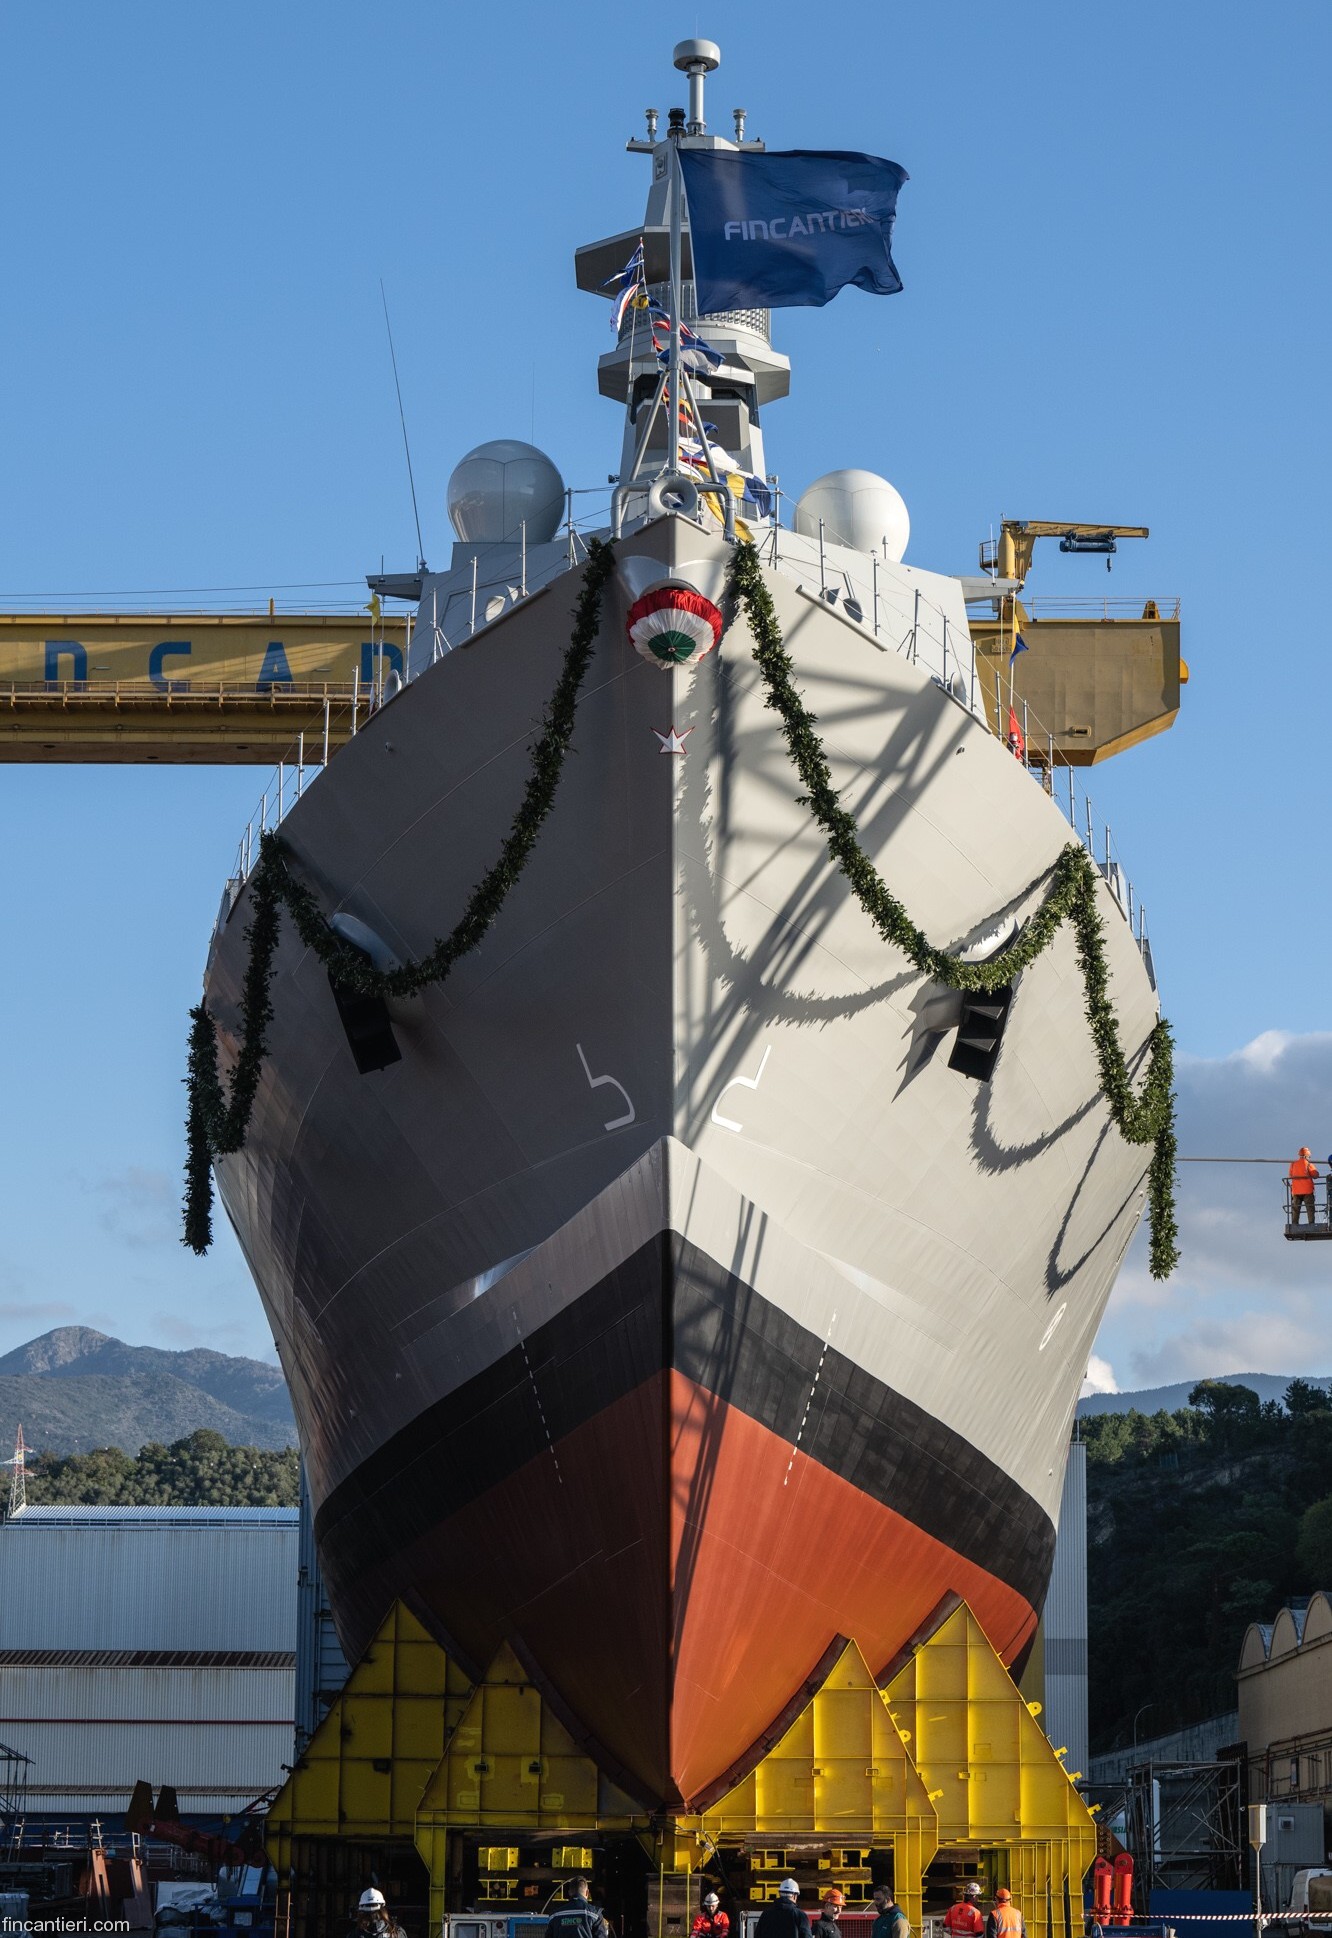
1082, 1760, 1246, 1900
0, 1740, 33, 1857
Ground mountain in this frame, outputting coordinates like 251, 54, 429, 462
1077, 1372, 1332, 1418
0, 1327, 296, 1455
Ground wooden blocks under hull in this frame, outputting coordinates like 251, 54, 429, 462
266, 1600, 1094, 1938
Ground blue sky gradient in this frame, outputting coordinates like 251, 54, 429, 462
0, 2, 1326, 1379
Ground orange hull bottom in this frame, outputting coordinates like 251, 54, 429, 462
326, 1372, 1039, 1808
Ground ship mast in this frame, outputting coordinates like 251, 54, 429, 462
573, 40, 791, 501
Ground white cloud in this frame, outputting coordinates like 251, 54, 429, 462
1096, 1029, 1332, 1390
1081, 1355, 1120, 1396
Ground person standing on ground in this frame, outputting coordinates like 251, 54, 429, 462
870, 1885, 910, 1938
352, 1889, 405, 1938
546, 1878, 611, 1938
1290, 1148, 1320, 1226
812, 1889, 845, 1938
944, 1884, 984, 1938
693, 1894, 730, 1938
755, 1880, 811, 1938
985, 1889, 1025, 1938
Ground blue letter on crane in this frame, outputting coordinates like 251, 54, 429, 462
45, 641, 88, 684
361, 641, 404, 685
257, 641, 294, 690
149, 640, 192, 692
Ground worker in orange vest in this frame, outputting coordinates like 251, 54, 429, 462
985, 1890, 1025, 1938
1290, 1148, 1320, 1227
944, 1885, 984, 1938
692, 1894, 730, 1938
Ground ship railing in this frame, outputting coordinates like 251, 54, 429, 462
0, 581, 373, 616
1018, 594, 1182, 621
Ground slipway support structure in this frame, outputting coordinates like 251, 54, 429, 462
262, 1601, 1094, 1938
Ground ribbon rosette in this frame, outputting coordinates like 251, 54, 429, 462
626, 586, 724, 669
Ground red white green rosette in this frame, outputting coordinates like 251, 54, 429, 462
626, 586, 724, 669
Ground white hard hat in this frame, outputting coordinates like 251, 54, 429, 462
704, 1897, 720, 1910
779, 1882, 800, 1899
359, 1891, 387, 1911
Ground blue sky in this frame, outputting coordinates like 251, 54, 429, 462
0, 1, 1327, 1385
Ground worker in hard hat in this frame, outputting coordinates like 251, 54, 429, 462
871, 1886, 910, 1938
353, 1889, 405, 1938
985, 1890, 1025, 1938
812, 1889, 845, 1938
1290, 1148, 1320, 1227
755, 1879, 811, 1938
545, 1878, 611, 1938
692, 1893, 730, 1938
944, 1884, 984, 1938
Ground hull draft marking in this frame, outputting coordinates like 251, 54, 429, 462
1039, 1302, 1068, 1349
513, 1308, 564, 1482
575, 1042, 637, 1130
783, 1308, 837, 1487
711, 1041, 771, 1133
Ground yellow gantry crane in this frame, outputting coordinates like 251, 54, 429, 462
0, 609, 409, 762
969, 518, 1186, 767
979, 519, 1150, 588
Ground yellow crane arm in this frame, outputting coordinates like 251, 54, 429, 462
984, 518, 1150, 585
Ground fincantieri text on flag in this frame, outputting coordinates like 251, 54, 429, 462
678, 147, 908, 313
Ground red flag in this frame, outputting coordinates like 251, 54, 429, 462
1007, 706, 1026, 762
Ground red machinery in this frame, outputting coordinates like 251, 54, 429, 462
125, 1782, 268, 1871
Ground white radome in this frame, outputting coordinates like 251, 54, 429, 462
446, 439, 565, 545
795, 468, 910, 562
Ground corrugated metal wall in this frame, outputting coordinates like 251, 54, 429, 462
4, 1667, 293, 1811
1042, 1441, 1088, 1776
0, 1510, 298, 1652
0, 1508, 298, 1815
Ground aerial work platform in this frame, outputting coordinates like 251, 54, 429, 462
264, 1600, 1094, 1938
0, 612, 408, 761
1284, 1178, 1332, 1240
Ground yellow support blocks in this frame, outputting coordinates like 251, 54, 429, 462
694, 1640, 937, 1931
265, 1601, 469, 1878
884, 1603, 1096, 1938
262, 1599, 1092, 1938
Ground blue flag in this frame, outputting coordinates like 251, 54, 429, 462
1010, 632, 1029, 663
678, 148, 908, 312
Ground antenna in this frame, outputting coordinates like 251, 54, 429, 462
379, 281, 427, 571
2, 1425, 26, 1518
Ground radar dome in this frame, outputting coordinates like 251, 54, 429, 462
795, 469, 910, 563
446, 440, 565, 545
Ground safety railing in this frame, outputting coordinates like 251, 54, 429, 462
1, 677, 365, 707
1284, 1176, 1332, 1239
1018, 595, 1182, 620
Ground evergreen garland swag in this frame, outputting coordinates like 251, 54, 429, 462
726, 540, 1179, 1281
182, 537, 618, 1255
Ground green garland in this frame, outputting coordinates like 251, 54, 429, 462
183, 528, 1177, 1282
726, 540, 1179, 1280
182, 537, 617, 1254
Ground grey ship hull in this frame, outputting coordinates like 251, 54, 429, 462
204, 515, 1158, 1808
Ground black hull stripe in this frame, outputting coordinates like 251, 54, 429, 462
314, 1231, 1054, 1610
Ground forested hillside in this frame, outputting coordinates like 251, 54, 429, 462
1085, 1379, 1332, 1751
22, 1428, 299, 1506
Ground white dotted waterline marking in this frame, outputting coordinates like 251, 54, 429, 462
785, 1311, 838, 1487
514, 1310, 562, 1484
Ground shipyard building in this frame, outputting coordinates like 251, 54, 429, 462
0, 1503, 297, 1820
